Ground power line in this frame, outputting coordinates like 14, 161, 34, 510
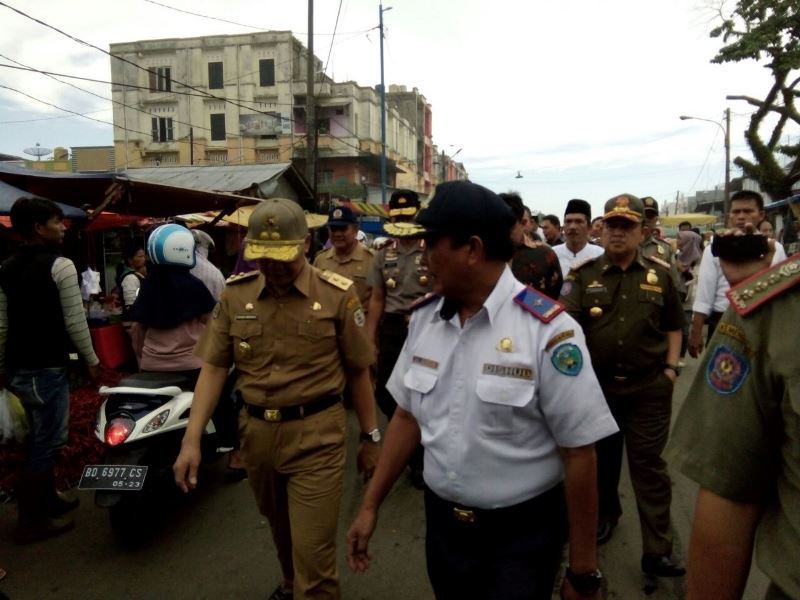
0, 107, 111, 124
685, 128, 722, 196
141, 0, 374, 36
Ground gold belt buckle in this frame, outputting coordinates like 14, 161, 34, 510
453, 507, 476, 524
263, 409, 282, 422
613, 375, 627, 382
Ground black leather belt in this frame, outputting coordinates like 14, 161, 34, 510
245, 395, 340, 423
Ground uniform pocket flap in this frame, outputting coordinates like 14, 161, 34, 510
229, 321, 263, 339
403, 367, 438, 394
476, 375, 534, 408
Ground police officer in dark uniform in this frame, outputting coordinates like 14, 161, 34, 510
366, 190, 432, 487
641, 196, 680, 288
560, 193, 686, 578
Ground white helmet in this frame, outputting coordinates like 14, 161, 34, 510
147, 224, 196, 268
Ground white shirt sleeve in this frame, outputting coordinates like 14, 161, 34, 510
536, 313, 618, 448
772, 242, 787, 263
692, 245, 719, 317
121, 273, 140, 308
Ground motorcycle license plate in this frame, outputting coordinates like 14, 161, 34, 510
79, 465, 148, 491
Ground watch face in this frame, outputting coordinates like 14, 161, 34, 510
370, 429, 381, 442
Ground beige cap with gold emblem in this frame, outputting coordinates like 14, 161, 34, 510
602, 193, 645, 223
244, 198, 309, 262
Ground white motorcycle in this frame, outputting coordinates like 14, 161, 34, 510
79, 372, 226, 542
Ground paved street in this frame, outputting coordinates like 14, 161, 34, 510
0, 355, 771, 599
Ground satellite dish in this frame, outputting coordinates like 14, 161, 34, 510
23, 143, 53, 161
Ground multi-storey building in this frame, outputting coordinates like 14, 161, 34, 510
108, 31, 451, 199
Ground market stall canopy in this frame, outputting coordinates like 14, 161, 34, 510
659, 213, 719, 226
765, 194, 800, 217
0, 179, 87, 219
0, 163, 261, 217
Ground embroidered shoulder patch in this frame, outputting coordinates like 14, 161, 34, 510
551, 343, 583, 376
318, 269, 353, 291
727, 256, 800, 317
226, 270, 259, 285
409, 292, 440, 312
545, 329, 574, 352
706, 345, 750, 395
514, 287, 564, 323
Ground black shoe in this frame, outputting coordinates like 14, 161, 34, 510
267, 585, 293, 600
596, 518, 616, 545
224, 467, 248, 483
641, 553, 686, 577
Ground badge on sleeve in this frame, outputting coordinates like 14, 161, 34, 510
560, 281, 573, 296
706, 345, 750, 395
212, 303, 221, 319
551, 343, 583, 376
353, 307, 366, 327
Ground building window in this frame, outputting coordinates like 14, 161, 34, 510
148, 67, 171, 92
210, 114, 226, 141
317, 118, 330, 135
151, 117, 174, 142
259, 59, 275, 87
257, 149, 279, 162
320, 170, 334, 184
208, 62, 223, 89
206, 150, 227, 164
144, 152, 178, 166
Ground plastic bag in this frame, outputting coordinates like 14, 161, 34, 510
0, 388, 29, 444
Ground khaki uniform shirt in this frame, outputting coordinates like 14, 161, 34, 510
195, 263, 374, 407
559, 251, 685, 377
668, 256, 800, 599
642, 235, 680, 289
367, 239, 432, 314
313, 243, 375, 309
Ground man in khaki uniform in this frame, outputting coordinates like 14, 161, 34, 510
173, 198, 380, 600
641, 196, 680, 287
669, 246, 800, 600
313, 204, 374, 310
366, 189, 432, 488
560, 193, 686, 578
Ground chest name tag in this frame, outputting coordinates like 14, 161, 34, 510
235, 315, 258, 320
412, 356, 439, 370
639, 284, 662, 294
482, 363, 534, 381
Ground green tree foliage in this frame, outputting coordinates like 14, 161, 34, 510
710, 0, 800, 199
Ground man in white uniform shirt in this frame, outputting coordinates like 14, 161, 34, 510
553, 199, 604, 277
689, 190, 785, 357
346, 181, 618, 600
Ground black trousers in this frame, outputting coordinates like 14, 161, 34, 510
424, 485, 567, 600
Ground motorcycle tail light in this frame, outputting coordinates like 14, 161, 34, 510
142, 409, 170, 434
105, 417, 135, 446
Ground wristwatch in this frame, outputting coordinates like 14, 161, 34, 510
565, 568, 603, 596
359, 428, 381, 444
663, 362, 681, 376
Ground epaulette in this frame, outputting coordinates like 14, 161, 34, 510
318, 269, 353, 291
646, 254, 670, 270
513, 286, 564, 323
727, 256, 800, 317
409, 292, 440, 312
226, 270, 259, 285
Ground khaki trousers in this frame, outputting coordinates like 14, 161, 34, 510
240, 402, 346, 600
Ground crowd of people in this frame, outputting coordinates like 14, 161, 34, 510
0, 183, 797, 600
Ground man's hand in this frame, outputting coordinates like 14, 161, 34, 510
560, 578, 600, 600
346, 506, 378, 572
717, 225, 776, 286
664, 368, 677, 385
173, 439, 202, 493
688, 327, 704, 358
357, 442, 380, 482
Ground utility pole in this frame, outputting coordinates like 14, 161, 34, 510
723, 107, 731, 217
379, 4, 392, 205
189, 127, 194, 165
306, 0, 317, 206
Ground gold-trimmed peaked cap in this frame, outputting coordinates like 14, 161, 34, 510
243, 198, 308, 262
602, 193, 644, 223
387, 189, 420, 219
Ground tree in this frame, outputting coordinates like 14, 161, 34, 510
710, 0, 800, 200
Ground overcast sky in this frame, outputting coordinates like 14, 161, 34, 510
0, 0, 796, 216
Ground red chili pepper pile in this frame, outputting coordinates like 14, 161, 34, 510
0, 367, 128, 498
